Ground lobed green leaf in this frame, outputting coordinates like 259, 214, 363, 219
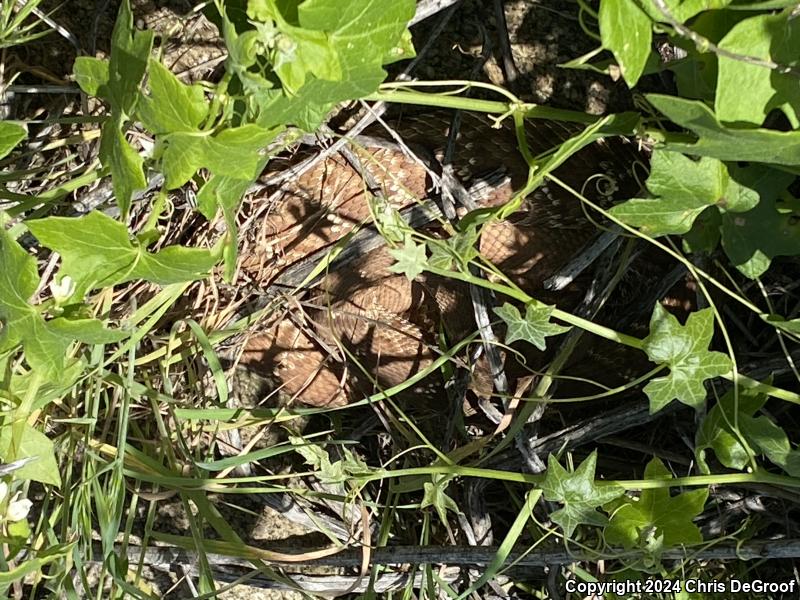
72, 57, 110, 98
605, 457, 707, 551
99, 122, 147, 218
0, 423, 61, 487
137, 59, 209, 134
642, 304, 731, 412
388, 238, 428, 281
610, 150, 757, 236
648, 94, 800, 166
106, 0, 153, 117
159, 125, 275, 190
26, 211, 218, 299
696, 385, 800, 476
541, 451, 624, 538
246, 0, 416, 130
494, 303, 570, 351
0, 228, 68, 377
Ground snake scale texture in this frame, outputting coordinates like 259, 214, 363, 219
239, 111, 644, 406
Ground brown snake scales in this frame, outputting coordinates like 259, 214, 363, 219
239, 111, 645, 407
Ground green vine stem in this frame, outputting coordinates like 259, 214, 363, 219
361, 465, 800, 492
422, 264, 800, 406
367, 85, 699, 143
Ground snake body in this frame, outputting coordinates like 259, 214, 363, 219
240, 112, 643, 406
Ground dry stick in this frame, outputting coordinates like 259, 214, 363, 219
488, 397, 682, 473
492, 0, 521, 91
259, 493, 352, 543
410, 0, 464, 26
516, 239, 633, 468
543, 228, 621, 291
436, 27, 513, 428
97, 538, 800, 574
178, 565, 464, 595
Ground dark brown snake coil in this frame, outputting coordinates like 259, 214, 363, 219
239, 112, 643, 406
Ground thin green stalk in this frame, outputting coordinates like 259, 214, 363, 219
726, 373, 800, 405
365, 90, 511, 115
360, 465, 800, 491
367, 87, 604, 124
424, 265, 644, 350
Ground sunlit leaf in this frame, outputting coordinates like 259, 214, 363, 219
716, 12, 800, 127
642, 305, 731, 412
599, 0, 652, 86
388, 238, 428, 281
648, 94, 800, 166
541, 451, 624, 537
0, 122, 26, 161
27, 211, 218, 299
494, 303, 570, 351
605, 457, 707, 549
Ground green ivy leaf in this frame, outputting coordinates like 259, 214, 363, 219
763, 314, 800, 337
290, 437, 368, 485
615, 155, 798, 277
0, 422, 61, 487
388, 238, 428, 281
0, 228, 68, 376
26, 211, 218, 298
421, 475, 460, 526
642, 304, 731, 413
541, 451, 624, 538
494, 303, 570, 351
599, 0, 652, 87
610, 150, 758, 236
137, 59, 209, 133
647, 94, 800, 166
605, 457, 707, 549
0, 122, 26, 161
446, 233, 480, 268
696, 385, 800, 476
371, 195, 411, 245
716, 12, 800, 127
719, 166, 800, 278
